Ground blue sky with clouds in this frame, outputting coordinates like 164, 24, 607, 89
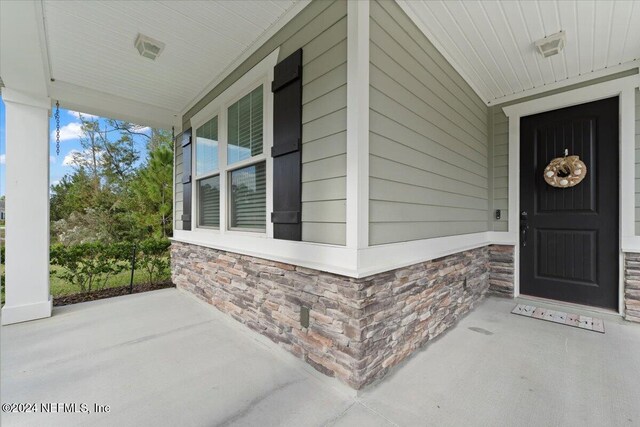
0, 97, 150, 197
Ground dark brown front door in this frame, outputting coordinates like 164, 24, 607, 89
520, 97, 619, 310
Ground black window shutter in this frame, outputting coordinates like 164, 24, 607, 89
180, 128, 193, 231
271, 49, 303, 241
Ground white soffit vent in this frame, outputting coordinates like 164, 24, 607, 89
535, 31, 566, 58
134, 33, 165, 60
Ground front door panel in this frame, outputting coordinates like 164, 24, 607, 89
519, 97, 618, 310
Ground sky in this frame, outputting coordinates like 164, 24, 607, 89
0, 97, 151, 197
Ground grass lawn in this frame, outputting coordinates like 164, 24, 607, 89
49, 265, 169, 296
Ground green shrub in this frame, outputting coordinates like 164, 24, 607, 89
49, 239, 171, 294
137, 238, 171, 284
50, 243, 128, 293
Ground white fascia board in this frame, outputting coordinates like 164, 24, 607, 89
172, 230, 517, 279
49, 81, 181, 130
172, 230, 359, 277
491, 61, 639, 107
503, 74, 639, 118
357, 232, 494, 278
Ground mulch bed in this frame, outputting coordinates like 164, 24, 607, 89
53, 281, 175, 306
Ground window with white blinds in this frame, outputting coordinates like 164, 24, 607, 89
198, 175, 220, 228
196, 116, 218, 176
194, 81, 267, 233
229, 162, 266, 231
228, 85, 263, 165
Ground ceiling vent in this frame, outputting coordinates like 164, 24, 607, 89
134, 33, 165, 60
535, 31, 566, 58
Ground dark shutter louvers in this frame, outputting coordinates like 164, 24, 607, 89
271, 49, 303, 241
180, 128, 193, 231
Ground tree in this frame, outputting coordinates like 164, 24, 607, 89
127, 141, 174, 238
50, 114, 173, 243
50, 171, 98, 223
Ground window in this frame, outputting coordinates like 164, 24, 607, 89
198, 175, 220, 228
194, 83, 267, 233
229, 162, 266, 230
196, 116, 218, 175
228, 86, 263, 164
195, 116, 220, 228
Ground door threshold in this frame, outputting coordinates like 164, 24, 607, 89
516, 295, 621, 318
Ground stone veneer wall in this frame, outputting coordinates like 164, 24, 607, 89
624, 253, 640, 323
488, 245, 515, 297
171, 242, 490, 389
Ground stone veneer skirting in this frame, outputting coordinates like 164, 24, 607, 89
488, 245, 515, 297
172, 242, 513, 389
624, 253, 640, 323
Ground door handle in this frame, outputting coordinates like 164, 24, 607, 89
521, 224, 529, 247
520, 211, 528, 247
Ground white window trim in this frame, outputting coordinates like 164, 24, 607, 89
189, 49, 277, 238
501, 73, 640, 316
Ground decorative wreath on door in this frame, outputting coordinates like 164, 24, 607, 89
543, 155, 587, 188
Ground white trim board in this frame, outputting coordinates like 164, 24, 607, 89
502, 73, 640, 316
172, 230, 358, 277
172, 230, 507, 279
50, 80, 181, 130
346, 0, 370, 250
489, 61, 639, 106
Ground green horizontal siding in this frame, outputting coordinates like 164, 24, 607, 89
179, 0, 347, 245
490, 108, 509, 232
368, 0, 489, 245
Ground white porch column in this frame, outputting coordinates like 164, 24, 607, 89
1, 88, 52, 325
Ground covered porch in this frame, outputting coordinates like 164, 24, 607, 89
3, 288, 640, 426
2, 0, 639, 325
2, 0, 640, 406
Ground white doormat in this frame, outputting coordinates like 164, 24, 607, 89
511, 304, 605, 333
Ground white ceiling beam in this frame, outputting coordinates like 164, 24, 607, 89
49, 81, 181, 131
0, 0, 48, 98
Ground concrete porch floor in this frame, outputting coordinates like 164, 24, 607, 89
2, 288, 639, 427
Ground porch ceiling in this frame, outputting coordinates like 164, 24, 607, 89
42, 0, 298, 112
398, 0, 640, 105
0, 0, 305, 128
